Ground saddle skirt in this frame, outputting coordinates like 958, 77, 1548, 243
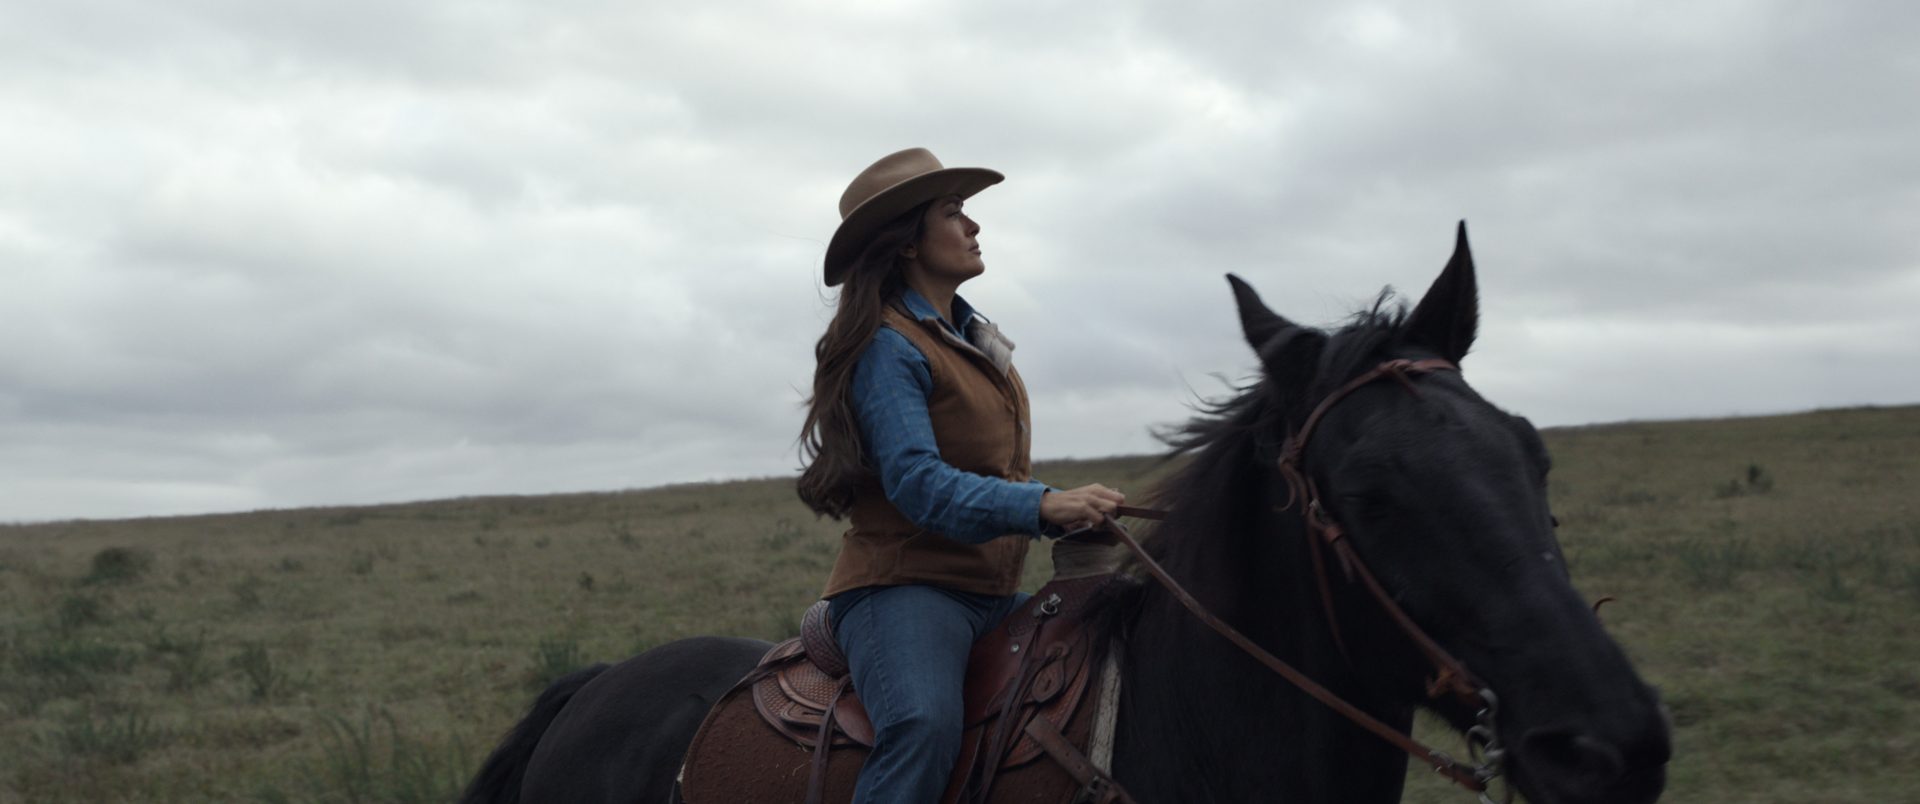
679, 572, 1124, 804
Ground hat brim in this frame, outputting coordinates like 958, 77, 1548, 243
824, 166, 1003, 287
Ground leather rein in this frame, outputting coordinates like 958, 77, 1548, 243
1086, 358, 1507, 798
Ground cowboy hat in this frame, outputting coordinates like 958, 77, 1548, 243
824, 147, 1003, 286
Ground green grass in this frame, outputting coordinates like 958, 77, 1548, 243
45, 708, 171, 766
526, 636, 585, 692
1, 405, 1916, 801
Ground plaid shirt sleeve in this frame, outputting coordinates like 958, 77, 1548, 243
851, 327, 1050, 544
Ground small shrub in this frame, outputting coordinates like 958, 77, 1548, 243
348, 552, 376, 575
146, 627, 192, 654
1714, 463, 1776, 498
83, 547, 153, 585
231, 576, 267, 611
533, 535, 552, 549
1812, 568, 1857, 604
608, 517, 640, 548
578, 572, 595, 592
56, 594, 109, 632
149, 629, 214, 692
48, 709, 169, 765
231, 642, 288, 701
275, 557, 305, 573
528, 637, 583, 690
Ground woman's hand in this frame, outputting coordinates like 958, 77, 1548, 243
1040, 484, 1127, 533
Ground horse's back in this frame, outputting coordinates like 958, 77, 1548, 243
521, 635, 769, 803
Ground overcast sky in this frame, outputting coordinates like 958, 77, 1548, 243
2, 1, 1915, 522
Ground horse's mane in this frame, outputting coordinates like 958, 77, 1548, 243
1093, 291, 1416, 641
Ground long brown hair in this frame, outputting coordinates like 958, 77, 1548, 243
796, 201, 932, 518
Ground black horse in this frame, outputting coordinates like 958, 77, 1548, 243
462, 225, 1671, 804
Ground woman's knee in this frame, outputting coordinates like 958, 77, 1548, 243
874, 708, 963, 763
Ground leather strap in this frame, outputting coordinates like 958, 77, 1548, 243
1052, 506, 1162, 548
1334, 539, 1484, 704
969, 605, 1049, 804
1279, 358, 1457, 481
1275, 359, 1488, 707
1100, 513, 1489, 791
805, 675, 852, 804
1022, 716, 1137, 804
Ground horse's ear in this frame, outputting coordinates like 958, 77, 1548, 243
1228, 273, 1325, 389
1405, 221, 1480, 363
1228, 274, 1296, 352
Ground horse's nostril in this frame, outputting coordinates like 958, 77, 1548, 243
1521, 726, 1626, 781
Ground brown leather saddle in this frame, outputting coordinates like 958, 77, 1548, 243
679, 571, 1129, 804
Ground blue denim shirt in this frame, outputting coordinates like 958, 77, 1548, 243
850, 288, 1053, 545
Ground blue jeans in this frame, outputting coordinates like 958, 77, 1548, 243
829, 585, 1030, 804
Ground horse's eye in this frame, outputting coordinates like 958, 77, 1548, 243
1336, 493, 1381, 511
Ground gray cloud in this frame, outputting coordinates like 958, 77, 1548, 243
1, 1, 1914, 520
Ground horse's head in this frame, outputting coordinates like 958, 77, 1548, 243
1227, 224, 1670, 804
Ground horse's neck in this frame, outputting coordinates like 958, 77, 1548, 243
1109, 485, 1412, 802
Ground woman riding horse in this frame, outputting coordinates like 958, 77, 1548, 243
795, 147, 1126, 803
460, 220, 1673, 804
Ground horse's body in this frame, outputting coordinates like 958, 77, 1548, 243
463, 225, 1670, 804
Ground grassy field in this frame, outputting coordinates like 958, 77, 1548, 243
2, 405, 1916, 803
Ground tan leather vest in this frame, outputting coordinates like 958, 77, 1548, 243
821, 304, 1034, 598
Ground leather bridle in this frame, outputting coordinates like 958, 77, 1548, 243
1091, 357, 1509, 799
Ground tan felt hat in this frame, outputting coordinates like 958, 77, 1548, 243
824, 147, 1003, 287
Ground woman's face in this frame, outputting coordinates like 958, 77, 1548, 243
908, 194, 984, 284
